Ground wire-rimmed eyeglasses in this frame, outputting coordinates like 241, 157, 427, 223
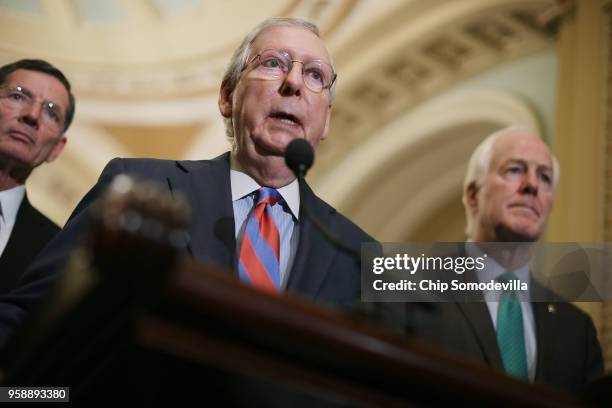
244, 48, 336, 93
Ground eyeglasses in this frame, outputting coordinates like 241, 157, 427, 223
244, 48, 337, 93
0, 85, 66, 132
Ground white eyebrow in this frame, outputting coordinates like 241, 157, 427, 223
504, 158, 552, 171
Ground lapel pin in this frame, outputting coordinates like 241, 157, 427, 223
547, 304, 556, 314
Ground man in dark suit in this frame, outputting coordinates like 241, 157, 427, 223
0, 18, 372, 347
0, 59, 76, 294
407, 126, 604, 394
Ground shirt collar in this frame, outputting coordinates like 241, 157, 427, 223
465, 241, 531, 283
229, 154, 300, 220
0, 185, 25, 223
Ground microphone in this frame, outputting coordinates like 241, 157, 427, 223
284, 138, 314, 177
284, 139, 360, 259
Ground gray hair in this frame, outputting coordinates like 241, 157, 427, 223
220, 17, 336, 142
462, 125, 560, 238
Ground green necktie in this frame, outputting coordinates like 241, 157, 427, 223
496, 271, 528, 380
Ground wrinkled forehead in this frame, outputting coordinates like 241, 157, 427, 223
251, 25, 331, 64
490, 132, 553, 169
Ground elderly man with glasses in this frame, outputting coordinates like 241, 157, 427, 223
0, 18, 374, 348
0, 59, 75, 294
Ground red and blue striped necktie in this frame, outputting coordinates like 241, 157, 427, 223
238, 187, 281, 293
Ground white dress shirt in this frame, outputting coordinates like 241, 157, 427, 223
0, 185, 26, 257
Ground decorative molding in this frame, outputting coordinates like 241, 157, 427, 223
535, 0, 576, 34
314, 0, 556, 182
0, 0, 354, 99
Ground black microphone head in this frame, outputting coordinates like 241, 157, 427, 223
285, 138, 314, 177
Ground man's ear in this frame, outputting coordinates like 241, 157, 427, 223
218, 81, 233, 118
46, 136, 67, 163
320, 103, 332, 141
464, 181, 479, 214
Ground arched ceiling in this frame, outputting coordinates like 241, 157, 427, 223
311, 0, 556, 181
0, 0, 355, 97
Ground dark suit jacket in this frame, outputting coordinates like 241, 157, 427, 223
398, 250, 604, 395
0, 194, 59, 294
0, 153, 373, 347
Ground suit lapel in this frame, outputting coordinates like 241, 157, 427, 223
2, 195, 36, 258
286, 182, 336, 298
454, 268, 504, 370
167, 154, 236, 271
531, 280, 555, 383
455, 302, 504, 370
0, 198, 34, 279
0, 195, 56, 292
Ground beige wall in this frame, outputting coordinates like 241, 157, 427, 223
548, 0, 612, 370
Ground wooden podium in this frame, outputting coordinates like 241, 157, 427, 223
0, 177, 582, 406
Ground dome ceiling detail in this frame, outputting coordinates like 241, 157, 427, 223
0, 0, 355, 98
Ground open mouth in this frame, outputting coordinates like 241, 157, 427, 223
269, 111, 302, 127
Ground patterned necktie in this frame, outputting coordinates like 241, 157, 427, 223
238, 187, 281, 293
496, 271, 528, 380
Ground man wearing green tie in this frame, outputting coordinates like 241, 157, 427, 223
410, 126, 604, 394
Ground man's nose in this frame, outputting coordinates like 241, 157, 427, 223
279, 62, 303, 96
519, 170, 539, 195
19, 101, 41, 129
